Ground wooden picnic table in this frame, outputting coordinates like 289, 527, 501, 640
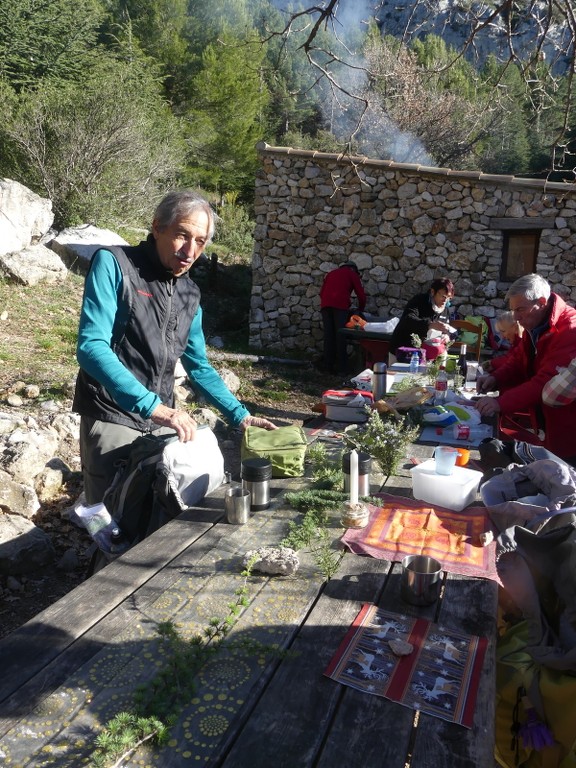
0, 427, 497, 767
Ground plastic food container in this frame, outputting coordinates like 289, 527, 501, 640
322, 389, 373, 422
410, 459, 483, 511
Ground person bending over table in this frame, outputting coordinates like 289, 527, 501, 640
390, 277, 455, 360
74, 188, 276, 506
319, 261, 366, 375
475, 273, 576, 463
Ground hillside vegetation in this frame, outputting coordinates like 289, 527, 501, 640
0, 0, 574, 243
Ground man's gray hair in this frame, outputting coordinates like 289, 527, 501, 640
506, 273, 551, 302
153, 189, 218, 242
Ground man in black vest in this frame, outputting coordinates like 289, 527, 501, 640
74, 189, 276, 505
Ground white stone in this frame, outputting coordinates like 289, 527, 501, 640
0, 513, 55, 574
0, 243, 68, 286
243, 546, 300, 576
0, 179, 54, 257
49, 224, 129, 272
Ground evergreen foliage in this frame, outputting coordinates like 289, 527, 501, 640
0, 0, 104, 91
184, 30, 269, 198
1, 52, 185, 228
0, 0, 573, 230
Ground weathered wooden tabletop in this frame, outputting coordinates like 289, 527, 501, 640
0, 429, 497, 767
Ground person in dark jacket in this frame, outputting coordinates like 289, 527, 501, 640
475, 273, 576, 461
319, 261, 366, 374
75, 189, 276, 505
390, 277, 455, 358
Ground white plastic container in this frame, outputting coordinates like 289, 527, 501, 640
410, 459, 483, 511
322, 389, 373, 422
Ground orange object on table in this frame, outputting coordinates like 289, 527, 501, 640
345, 315, 366, 329
455, 448, 470, 467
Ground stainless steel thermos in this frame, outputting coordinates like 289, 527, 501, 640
241, 458, 272, 511
342, 451, 372, 497
372, 361, 388, 401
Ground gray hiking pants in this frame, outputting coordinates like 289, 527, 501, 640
80, 417, 174, 505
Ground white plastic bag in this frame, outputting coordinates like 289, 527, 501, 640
162, 425, 225, 507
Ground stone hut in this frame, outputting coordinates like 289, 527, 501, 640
249, 142, 576, 357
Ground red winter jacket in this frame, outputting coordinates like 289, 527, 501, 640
493, 293, 576, 458
320, 266, 366, 312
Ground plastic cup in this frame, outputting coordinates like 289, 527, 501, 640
455, 447, 470, 467
401, 554, 443, 606
433, 445, 458, 475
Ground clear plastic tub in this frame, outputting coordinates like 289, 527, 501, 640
410, 459, 483, 511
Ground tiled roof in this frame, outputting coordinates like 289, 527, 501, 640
256, 142, 576, 194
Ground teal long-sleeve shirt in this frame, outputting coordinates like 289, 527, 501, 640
76, 248, 250, 427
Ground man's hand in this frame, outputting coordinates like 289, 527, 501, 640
476, 374, 497, 394
241, 415, 278, 431
474, 396, 501, 417
151, 403, 197, 441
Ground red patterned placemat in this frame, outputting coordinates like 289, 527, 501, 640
341, 493, 499, 582
325, 604, 488, 728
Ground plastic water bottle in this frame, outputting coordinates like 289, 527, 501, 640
109, 526, 130, 556
91, 520, 120, 553
409, 351, 419, 373
434, 365, 448, 404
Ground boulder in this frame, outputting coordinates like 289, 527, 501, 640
0, 243, 68, 286
0, 179, 54, 257
0, 513, 55, 575
0, 469, 40, 519
49, 225, 129, 273
2, 427, 59, 484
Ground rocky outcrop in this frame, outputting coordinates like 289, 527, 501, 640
0, 407, 80, 575
0, 514, 56, 576
0, 181, 127, 284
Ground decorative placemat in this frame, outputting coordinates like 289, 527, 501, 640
341, 494, 499, 582
325, 604, 488, 728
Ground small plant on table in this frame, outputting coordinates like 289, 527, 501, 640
343, 408, 419, 482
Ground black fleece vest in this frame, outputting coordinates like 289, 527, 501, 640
73, 240, 201, 431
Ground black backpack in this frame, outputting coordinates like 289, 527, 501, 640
103, 432, 185, 547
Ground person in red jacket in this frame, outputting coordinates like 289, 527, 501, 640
475, 273, 576, 462
320, 261, 366, 374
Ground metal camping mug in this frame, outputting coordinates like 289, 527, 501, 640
400, 554, 443, 606
224, 487, 251, 524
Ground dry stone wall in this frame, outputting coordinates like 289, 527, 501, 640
249, 143, 576, 356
